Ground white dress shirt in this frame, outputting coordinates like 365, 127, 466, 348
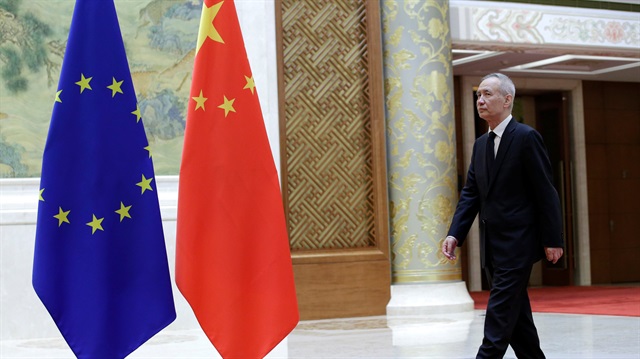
489, 115, 512, 157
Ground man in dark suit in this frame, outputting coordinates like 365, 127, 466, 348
442, 73, 564, 359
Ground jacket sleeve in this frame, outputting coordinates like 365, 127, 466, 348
523, 130, 564, 248
447, 141, 481, 247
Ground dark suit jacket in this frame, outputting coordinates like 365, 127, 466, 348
448, 119, 564, 269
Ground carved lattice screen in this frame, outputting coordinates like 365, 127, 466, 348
279, 0, 377, 251
276, 0, 388, 320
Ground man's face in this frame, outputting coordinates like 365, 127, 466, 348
476, 77, 510, 122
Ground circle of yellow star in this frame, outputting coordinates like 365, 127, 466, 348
115, 202, 132, 222
192, 90, 208, 111
75, 73, 92, 93
218, 95, 236, 117
196, 1, 224, 54
86, 214, 104, 234
54, 207, 70, 227
107, 77, 124, 97
136, 174, 154, 194
132, 106, 142, 123
144, 145, 153, 158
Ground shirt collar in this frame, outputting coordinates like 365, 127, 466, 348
490, 115, 512, 138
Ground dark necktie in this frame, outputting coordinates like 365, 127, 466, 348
487, 131, 496, 180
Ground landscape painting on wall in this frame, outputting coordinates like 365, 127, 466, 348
0, 0, 202, 177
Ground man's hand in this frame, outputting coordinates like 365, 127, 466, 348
442, 236, 458, 260
545, 247, 564, 264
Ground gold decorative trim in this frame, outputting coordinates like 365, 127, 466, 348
393, 268, 462, 283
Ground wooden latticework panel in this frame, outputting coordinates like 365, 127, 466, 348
280, 0, 375, 251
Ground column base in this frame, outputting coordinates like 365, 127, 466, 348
386, 281, 474, 317
386, 311, 475, 348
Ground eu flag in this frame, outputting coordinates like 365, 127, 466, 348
32, 1, 176, 358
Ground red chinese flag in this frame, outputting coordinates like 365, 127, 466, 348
175, 1, 299, 358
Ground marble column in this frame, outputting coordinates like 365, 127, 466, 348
380, 0, 472, 317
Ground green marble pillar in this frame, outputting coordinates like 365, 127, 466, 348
381, 0, 460, 284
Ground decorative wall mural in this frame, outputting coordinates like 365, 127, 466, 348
0, 0, 202, 177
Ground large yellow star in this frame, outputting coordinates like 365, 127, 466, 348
196, 1, 224, 54
55, 90, 62, 103
75, 73, 92, 93
192, 90, 208, 111
218, 95, 236, 117
243, 75, 255, 95
144, 145, 152, 158
86, 214, 104, 234
115, 202, 132, 222
54, 207, 70, 226
107, 77, 124, 97
39, 188, 45, 202
136, 174, 154, 194
132, 106, 142, 123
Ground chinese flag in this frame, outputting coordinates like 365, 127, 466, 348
175, 1, 299, 358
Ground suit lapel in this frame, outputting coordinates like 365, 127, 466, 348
488, 120, 517, 192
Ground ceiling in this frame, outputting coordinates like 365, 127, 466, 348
452, 48, 640, 83
448, 1, 640, 83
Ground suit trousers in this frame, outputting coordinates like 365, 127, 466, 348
477, 263, 545, 359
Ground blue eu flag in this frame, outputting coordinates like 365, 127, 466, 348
32, 1, 176, 358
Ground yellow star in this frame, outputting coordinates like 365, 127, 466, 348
39, 188, 45, 202
107, 77, 124, 97
115, 202, 132, 222
196, 1, 224, 54
86, 214, 104, 234
75, 73, 92, 93
53, 207, 70, 227
132, 106, 142, 123
144, 145, 152, 158
218, 95, 236, 117
243, 75, 255, 95
192, 90, 208, 111
136, 174, 154, 194
55, 90, 62, 103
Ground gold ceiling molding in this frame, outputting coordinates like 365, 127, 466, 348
451, 0, 640, 50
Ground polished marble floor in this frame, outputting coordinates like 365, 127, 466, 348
2, 310, 639, 358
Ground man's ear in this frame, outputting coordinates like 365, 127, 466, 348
504, 94, 513, 108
